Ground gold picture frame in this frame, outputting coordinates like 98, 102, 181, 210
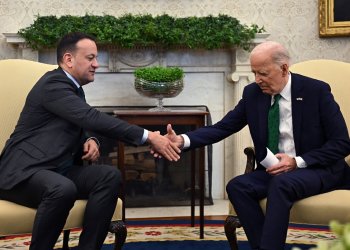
319, 0, 350, 37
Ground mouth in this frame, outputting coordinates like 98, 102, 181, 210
259, 86, 271, 94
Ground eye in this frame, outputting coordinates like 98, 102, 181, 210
253, 71, 268, 77
87, 55, 96, 61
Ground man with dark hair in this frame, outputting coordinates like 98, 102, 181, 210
163, 41, 350, 249
0, 32, 180, 250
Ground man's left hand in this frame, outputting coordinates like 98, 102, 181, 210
82, 139, 100, 162
266, 153, 297, 175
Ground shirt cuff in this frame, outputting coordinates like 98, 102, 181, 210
141, 129, 149, 144
182, 134, 190, 149
295, 156, 307, 168
86, 137, 100, 148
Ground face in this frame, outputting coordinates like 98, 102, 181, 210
250, 52, 289, 95
64, 39, 99, 85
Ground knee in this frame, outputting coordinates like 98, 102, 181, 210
226, 178, 236, 194
48, 180, 77, 206
226, 176, 244, 194
226, 176, 245, 202
99, 165, 121, 190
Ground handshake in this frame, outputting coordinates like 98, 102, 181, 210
147, 124, 184, 161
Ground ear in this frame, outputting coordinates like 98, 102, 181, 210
62, 52, 74, 68
281, 64, 289, 76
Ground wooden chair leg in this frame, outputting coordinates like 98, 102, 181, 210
109, 220, 127, 250
224, 215, 242, 250
62, 230, 70, 250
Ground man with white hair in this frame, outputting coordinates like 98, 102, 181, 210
163, 41, 350, 249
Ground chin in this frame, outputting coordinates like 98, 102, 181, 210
261, 90, 272, 95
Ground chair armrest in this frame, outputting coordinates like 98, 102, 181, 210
345, 154, 350, 166
244, 147, 256, 173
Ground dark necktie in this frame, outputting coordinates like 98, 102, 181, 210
77, 87, 86, 102
267, 94, 281, 154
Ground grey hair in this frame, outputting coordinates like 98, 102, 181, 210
250, 41, 291, 67
271, 47, 291, 66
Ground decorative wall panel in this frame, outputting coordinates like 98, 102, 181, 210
2, 0, 349, 62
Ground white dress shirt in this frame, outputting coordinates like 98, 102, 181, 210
277, 74, 307, 168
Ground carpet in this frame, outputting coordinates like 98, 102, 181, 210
0, 220, 337, 250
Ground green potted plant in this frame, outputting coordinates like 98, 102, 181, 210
292, 221, 350, 250
18, 14, 265, 50
134, 66, 184, 111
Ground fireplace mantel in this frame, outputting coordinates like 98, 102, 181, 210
3, 32, 268, 83
3, 32, 269, 199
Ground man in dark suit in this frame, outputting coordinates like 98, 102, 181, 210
163, 41, 350, 249
0, 32, 180, 250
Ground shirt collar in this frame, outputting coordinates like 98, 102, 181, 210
62, 70, 81, 89
278, 73, 291, 101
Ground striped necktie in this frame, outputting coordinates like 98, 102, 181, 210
267, 94, 281, 154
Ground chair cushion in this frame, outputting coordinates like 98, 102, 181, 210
229, 190, 350, 225
0, 198, 123, 236
289, 190, 350, 224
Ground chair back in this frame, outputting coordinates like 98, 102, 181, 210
0, 59, 56, 151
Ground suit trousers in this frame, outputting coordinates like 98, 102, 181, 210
226, 167, 342, 250
0, 164, 121, 250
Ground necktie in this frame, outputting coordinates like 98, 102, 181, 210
77, 87, 86, 102
267, 94, 281, 154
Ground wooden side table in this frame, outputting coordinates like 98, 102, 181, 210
114, 107, 208, 239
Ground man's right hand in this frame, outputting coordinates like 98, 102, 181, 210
147, 130, 181, 161
165, 124, 184, 148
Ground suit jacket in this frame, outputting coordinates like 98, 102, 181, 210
0, 67, 144, 189
186, 73, 350, 190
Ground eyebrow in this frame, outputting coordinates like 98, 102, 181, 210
86, 54, 98, 58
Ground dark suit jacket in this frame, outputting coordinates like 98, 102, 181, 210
186, 73, 350, 190
0, 67, 144, 189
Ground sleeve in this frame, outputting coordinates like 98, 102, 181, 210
300, 82, 350, 166
42, 74, 145, 146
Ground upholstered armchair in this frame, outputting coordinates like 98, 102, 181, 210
0, 59, 126, 250
224, 59, 350, 250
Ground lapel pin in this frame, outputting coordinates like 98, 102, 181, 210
296, 97, 303, 101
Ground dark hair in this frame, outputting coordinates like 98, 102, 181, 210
56, 32, 96, 64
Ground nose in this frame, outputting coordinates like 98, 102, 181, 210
255, 74, 262, 84
92, 58, 99, 69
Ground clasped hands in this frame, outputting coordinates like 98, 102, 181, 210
148, 124, 183, 161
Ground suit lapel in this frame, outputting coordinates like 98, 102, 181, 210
258, 93, 271, 147
291, 73, 304, 155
